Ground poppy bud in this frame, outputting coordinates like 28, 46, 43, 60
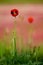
28, 16, 34, 23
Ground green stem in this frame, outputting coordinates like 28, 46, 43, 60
12, 19, 17, 56
28, 24, 33, 46
36, 49, 38, 65
12, 35, 17, 57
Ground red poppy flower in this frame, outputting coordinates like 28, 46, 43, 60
28, 16, 34, 23
11, 9, 19, 17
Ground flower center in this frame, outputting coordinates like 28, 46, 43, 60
14, 12, 16, 15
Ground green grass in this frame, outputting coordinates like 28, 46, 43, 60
0, 0, 43, 4
0, 38, 43, 65
0, 23, 43, 65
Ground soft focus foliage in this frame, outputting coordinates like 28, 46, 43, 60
0, 38, 43, 65
0, 0, 43, 4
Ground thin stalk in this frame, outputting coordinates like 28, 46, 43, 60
14, 38, 17, 57
12, 18, 17, 56
36, 48, 38, 65
28, 24, 33, 47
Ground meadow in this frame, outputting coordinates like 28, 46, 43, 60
0, 1, 43, 65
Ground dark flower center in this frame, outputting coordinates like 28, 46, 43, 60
15, 11, 18, 14
11, 11, 14, 15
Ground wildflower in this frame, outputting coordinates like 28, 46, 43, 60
28, 16, 34, 23
11, 9, 19, 17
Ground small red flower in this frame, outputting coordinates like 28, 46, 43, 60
11, 9, 19, 17
28, 16, 34, 23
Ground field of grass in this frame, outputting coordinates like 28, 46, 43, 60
0, 35, 43, 65
0, 0, 43, 4
0, 4, 43, 64
0, 24, 43, 65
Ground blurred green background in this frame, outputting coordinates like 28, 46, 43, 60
0, 0, 43, 4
